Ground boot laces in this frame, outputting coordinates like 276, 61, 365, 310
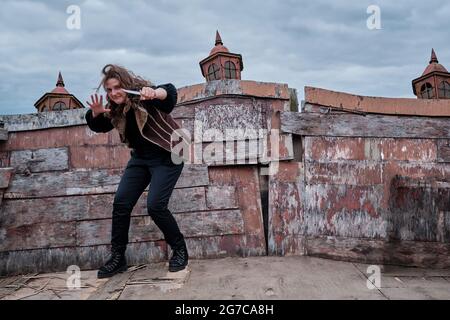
103, 253, 123, 272
170, 246, 187, 264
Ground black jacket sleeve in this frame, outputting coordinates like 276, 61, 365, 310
141, 83, 178, 114
85, 109, 114, 133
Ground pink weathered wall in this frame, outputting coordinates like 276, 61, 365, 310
0, 79, 293, 275
2, 81, 448, 275
271, 87, 450, 268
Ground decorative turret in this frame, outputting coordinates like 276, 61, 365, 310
199, 31, 244, 82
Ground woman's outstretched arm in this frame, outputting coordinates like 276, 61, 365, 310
85, 109, 114, 133
85, 94, 114, 133
140, 83, 178, 114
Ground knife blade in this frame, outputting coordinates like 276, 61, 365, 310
122, 89, 141, 96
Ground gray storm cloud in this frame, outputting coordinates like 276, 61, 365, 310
0, 0, 449, 114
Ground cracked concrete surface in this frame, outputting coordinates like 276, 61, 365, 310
1, 256, 449, 300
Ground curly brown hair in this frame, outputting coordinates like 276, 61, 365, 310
96, 64, 154, 117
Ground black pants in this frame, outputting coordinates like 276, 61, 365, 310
111, 150, 185, 254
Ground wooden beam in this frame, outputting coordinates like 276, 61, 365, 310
280, 111, 450, 139
0, 108, 87, 132
305, 86, 450, 117
4, 165, 209, 199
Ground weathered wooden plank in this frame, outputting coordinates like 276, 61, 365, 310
129, 216, 165, 243
0, 128, 8, 141
0, 195, 86, 227
3, 165, 209, 199
277, 133, 294, 161
124, 241, 168, 265
199, 210, 244, 237
302, 235, 450, 268
391, 175, 450, 190
268, 232, 307, 256
173, 164, 209, 188
208, 166, 265, 237
10, 147, 69, 173
171, 105, 195, 119
302, 103, 346, 114
0, 222, 77, 252
0, 241, 167, 276
0, 126, 110, 152
304, 86, 450, 117
0, 187, 209, 230
0, 167, 13, 189
437, 139, 450, 163
281, 111, 450, 139
190, 132, 293, 165
166, 187, 208, 213
76, 218, 160, 246
0, 108, 87, 132
271, 176, 448, 248
122, 187, 209, 217
304, 136, 438, 162
4, 168, 123, 199
79, 187, 208, 220
382, 162, 450, 187
76, 210, 244, 246
87, 270, 133, 300
206, 185, 238, 209
305, 161, 383, 185
185, 234, 265, 259
193, 141, 259, 166
389, 176, 450, 242
194, 104, 266, 143
201, 233, 265, 258
76, 219, 111, 246
302, 184, 386, 238
123, 263, 190, 296
140, 209, 245, 241
70, 145, 130, 169
267, 162, 303, 253
177, 80, 290, 104
82, 194, 115, 220
268, 181, 302, 250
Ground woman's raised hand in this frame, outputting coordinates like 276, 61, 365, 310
86, 94, 110, 117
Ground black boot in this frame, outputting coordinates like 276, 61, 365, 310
97, 250, 127, 279
169, 241, 189, 272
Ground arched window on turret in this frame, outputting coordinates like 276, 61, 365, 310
224, 61, 237, 79
207, 63, 220, 81
438, 81, 450, 99
53, 101, 66, 111
420, 83, 434, 99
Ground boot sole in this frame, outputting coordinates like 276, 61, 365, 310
97, 265, 128, 279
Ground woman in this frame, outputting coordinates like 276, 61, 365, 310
85, 64, 188, 278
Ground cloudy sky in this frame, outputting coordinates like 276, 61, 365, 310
0, 0, 449, 114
